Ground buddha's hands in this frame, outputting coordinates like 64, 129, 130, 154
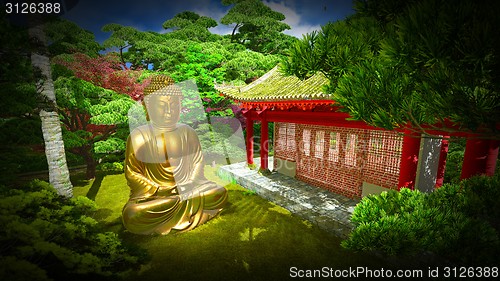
156, 185, 176, 196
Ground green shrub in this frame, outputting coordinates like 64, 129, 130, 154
0, 146, 48, 176
342, 174, 500, 266
443, 139, 465, 184
457, 174, 500, 221
96, 162, 124, 175
98, 153, 125, 165
0, 180, 146, 281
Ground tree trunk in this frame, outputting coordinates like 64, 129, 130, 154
29, 16, 73, 197
83, 148, 97, 180
231, 23, 241, 42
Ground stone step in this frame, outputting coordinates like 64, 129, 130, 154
219, 157, 359, 238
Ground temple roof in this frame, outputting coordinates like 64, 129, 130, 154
214, 65, 330, 102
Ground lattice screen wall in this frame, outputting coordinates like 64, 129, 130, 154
274, 122, 403, 198
274, 123, 297, 161
364, 130, 403, 189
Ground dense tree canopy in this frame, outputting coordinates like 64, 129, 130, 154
284, 16, 382, 85
0, 13, 44, 180
99, 9, 284, 114
55, 76, 134, 179
45, 18, 102, 57
221, 0, 295, 54
163, 11, 219, 42
169, 41, 281, 116
101, 23, 145, 66
353, 0, 420, 24
224, 49, 283, 83
0, 15, 37, 116
284, 0, 500, 137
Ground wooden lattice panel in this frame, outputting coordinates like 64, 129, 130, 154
363, 130, 403, 189
281, 124, 403, 199
274, 122, 297, 162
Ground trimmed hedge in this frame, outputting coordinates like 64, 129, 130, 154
96, 162, 124, 175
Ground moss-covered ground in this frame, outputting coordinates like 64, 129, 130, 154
72, 166, 385, 281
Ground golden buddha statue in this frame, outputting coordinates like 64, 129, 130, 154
122, 75, 227, 235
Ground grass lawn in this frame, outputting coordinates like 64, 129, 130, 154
72, 166, 385, 281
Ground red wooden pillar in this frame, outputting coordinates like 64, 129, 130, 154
260, 119, 269, 171
435, 136, 449, 188
461, 138, 499, 179
398, 130, 420, 190
486, 140, 499, 176
246, 117, 254, 165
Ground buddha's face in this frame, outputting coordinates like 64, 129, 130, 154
144, 95, 181, 127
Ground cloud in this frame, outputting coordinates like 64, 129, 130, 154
264, 0, 300, 26
191, 0, 232, 35
284, 23, 321, 38
263, 0, 320, 38
193, 6, 229, 21
209, 25, 233, 36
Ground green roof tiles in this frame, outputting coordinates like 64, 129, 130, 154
214, 65, 330, 102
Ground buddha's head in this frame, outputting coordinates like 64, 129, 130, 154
143, 75, 182, 128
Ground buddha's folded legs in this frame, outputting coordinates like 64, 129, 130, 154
195, 181, 228, 210
122, 182, 227, 235
193, 183, 228, 228
122, 196, 181, 235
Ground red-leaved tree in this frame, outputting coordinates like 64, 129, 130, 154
53, 52, 148, 101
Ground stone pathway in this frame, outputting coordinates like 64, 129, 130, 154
218, 157, 359, 238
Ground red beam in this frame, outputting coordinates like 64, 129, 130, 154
248, 110, 390, 131
241, 100, 337, 111
239, 105, 496, 138
243, 109, 463, 135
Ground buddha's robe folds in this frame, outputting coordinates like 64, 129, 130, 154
122, 124, 227, 235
